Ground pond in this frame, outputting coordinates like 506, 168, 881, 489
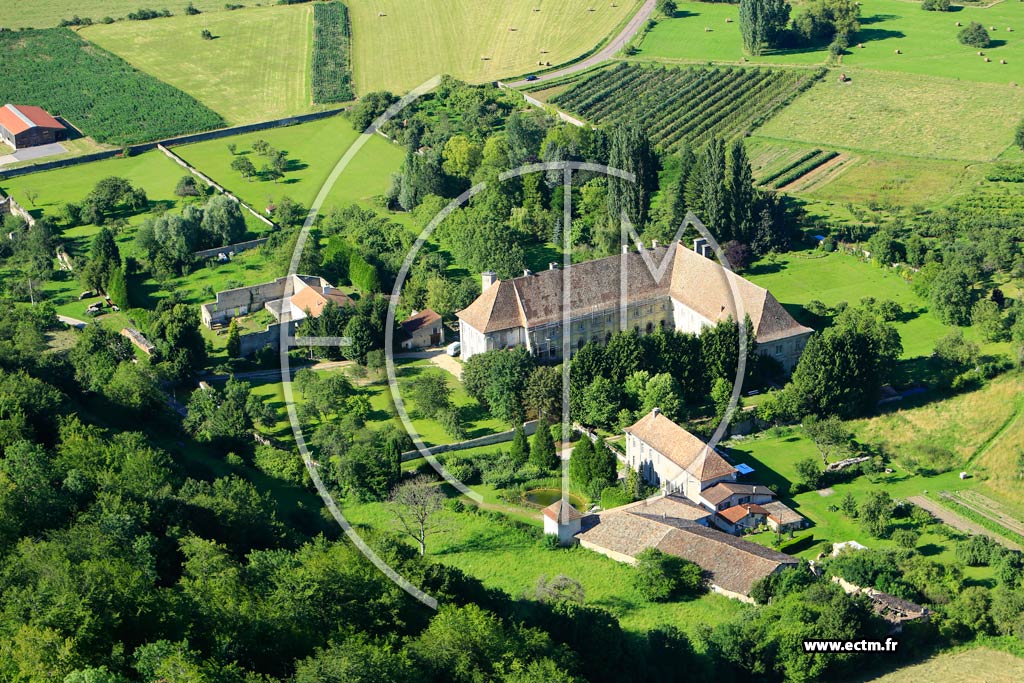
522, 488, 586, 509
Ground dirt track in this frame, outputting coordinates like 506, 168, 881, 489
907, 495, 1022, 550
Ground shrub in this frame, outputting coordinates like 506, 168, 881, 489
921, 0, 950, 10
956, 534, 1005, 566
634, 548, 704, 602
254, 444, 305, 483
958, 22, 991, 48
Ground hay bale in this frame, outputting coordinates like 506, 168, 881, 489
895, 48, 901, 54
978, 51, 984, 56
985, 57, 991, 62
956, 21, 961, 27
1002, 59, 1008, 64
705, 27, 712, 32
858, 43, 864, 48
725, 18, 733, 23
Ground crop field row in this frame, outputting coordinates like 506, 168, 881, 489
0, 27, 224, 145
550, 63, 822, 151
764, 150, 839, 190
757, 149, 825, 187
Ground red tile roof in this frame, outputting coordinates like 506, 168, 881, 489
719, 504, 769, 525
0, 104, 64, 135
542, 499, 584, 524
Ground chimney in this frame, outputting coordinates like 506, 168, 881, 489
549, 262, 558, 270
652, 407, 661, 416
622, 244, 630, 254
523, 268, 533, 277
481, 271, 497, 291
693, 237, 708, 255
652, 239, 659, 249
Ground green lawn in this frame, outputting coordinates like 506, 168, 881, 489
173, 114, 407, 220
341, 491, 748, 635
0, 1, 233, 29
756, 69, 1024, 161
636, 0, 1024, 84
83, 5, 319, 124
635, 1, 828, 65
1, 149, 183, 216
745, 249, 970, 358
838, 0, 1024, 84
346, 0, 641, 93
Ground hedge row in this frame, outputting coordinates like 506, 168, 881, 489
311, 1, 353, 104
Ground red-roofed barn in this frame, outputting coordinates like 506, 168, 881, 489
0, 104, 67, 150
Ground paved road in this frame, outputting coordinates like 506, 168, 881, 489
908, 496, 1022, 551
504, 0, 657, 87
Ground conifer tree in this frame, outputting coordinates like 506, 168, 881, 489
530, 417, 558, 470
509, 423, 529, 467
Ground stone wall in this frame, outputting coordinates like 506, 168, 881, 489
399, 420, 539, 462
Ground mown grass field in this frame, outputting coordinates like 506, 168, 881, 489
744, 249, 987, 359
346, 0, 641, 93
635, 1, 826, 65
838, 0, 1024, 84
174, 114, 407, 220
636, 0, 1024, 84
83, 5, 318, 124
0, 1, 231, 29
863, 647, 1024, 683
756, 69, 1024, 161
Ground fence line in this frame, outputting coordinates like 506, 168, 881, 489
157, 144, 276, 229
496, 82, 588, 128
400, 420, 539, 462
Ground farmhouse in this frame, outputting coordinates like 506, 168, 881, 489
624, 408, 806, 533
456, 239, 813, 371
575, 494, 799, 602
0, 104, 66, 150
200, 274, 352, 356
399, 308, 444, 350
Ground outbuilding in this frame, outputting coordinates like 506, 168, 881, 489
0, 104, 67, 150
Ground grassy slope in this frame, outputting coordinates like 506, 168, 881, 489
341, 492, 748, 635
863, 647, 1024, 683
346, 0, 641, 93
755, 69, 1024, 161
173, 114, 407, 220
83, 5, 317, 125
0, 1, 231, 29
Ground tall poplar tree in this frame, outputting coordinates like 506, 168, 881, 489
607, 122, 658, 228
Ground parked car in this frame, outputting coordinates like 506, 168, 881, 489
446, 341, 461, 356
525, 75, 539, 81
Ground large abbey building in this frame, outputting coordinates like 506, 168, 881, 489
456, 240, 813, 371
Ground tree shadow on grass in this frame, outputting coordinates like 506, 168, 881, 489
859, 14, 900, 25
745, 260, 785, 276
856, 28, 907, 43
